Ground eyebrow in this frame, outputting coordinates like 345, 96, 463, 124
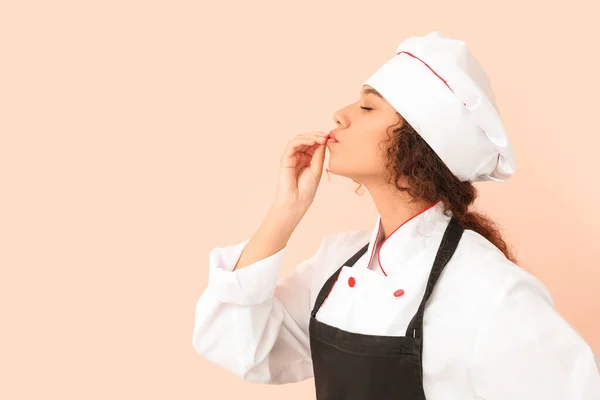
361, 86, 384, 100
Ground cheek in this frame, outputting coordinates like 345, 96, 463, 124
361, 138, 392, 172
361, 136, 388, 158
331, 141, 385, 173
361, 151, 387, 174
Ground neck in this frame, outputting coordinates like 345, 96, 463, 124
364, 181, 433, 240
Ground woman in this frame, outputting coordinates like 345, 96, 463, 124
192, 32, 600, 399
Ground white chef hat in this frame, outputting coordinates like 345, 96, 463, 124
363, 31, 515, 182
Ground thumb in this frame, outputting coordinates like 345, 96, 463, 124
309, 142, 327, 178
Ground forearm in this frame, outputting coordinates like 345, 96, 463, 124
233, 204, 305, 271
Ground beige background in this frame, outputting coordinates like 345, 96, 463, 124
1, 0, 599, 398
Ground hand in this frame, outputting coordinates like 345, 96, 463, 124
273, 131, 331, 213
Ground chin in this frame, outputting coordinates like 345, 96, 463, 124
326, 159, 341, 175
326, 159, 352, 179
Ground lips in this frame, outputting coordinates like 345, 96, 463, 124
328, 130, 339, 142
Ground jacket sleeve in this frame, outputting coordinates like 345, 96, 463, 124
468, 276, 600, 399
192, 235, 330, 384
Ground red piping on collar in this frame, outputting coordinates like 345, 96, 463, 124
369, 200, 441, 276
317, 201, 440, 318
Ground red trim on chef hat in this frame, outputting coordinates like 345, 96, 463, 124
363, 31, 515, 182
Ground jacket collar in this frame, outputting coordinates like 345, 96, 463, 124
363, 200, 451, 276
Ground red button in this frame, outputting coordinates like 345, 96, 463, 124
393, 289, 405, 297
348, 277, 356, 287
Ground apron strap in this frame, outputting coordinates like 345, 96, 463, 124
405, 216, 464, 338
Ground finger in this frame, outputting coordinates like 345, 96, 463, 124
309, 142, 326, 177
306, 132, 329, 140
295, 131, 329, 141
299, 135, 328, 147
290, 136, 326, 152
304, 137, 328, 156
305, 136, 328, 153
290, 138, 317, 153
299, 152, 312, 165
282, 137, 318, 160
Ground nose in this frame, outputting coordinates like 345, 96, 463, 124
333, 110, 343, 127
332, 108, 349, 131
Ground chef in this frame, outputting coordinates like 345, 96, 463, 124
193, 31, 600, 399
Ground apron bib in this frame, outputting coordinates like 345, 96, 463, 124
309, 216, 464, 400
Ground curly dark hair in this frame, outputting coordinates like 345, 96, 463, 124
327, 112, 517, 264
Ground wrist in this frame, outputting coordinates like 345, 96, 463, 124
267, 203, 305, 229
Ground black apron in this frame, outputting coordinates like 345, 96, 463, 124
309, 216, 464, 400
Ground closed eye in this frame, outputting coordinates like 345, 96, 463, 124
360, 106, 373, 111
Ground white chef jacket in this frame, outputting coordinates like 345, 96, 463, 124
193, 201, 600, 399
